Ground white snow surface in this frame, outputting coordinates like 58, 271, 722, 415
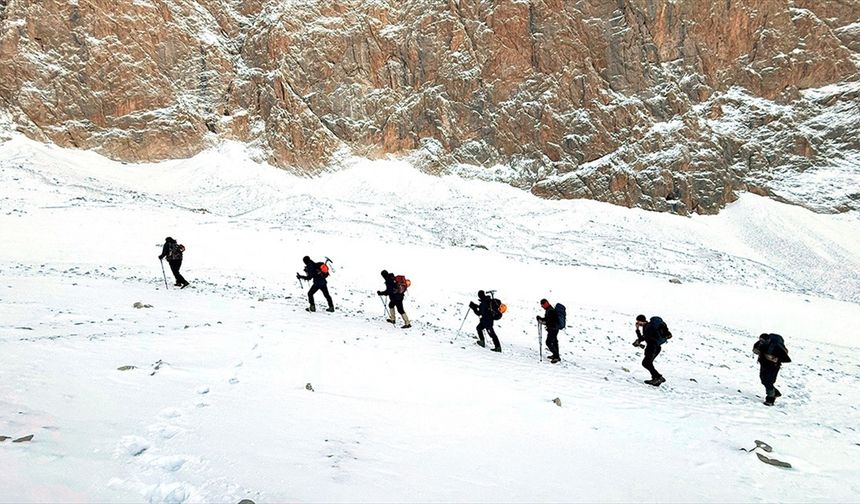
1, 135, 860, 503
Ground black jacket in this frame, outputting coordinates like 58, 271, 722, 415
637, 319, 670, 346
539, 306, 560, 330
159, 240, 182, 261
378, 275, 401, 298
299, 262, 327, 286
754, 334, 790, 367
471, 297, 493, 321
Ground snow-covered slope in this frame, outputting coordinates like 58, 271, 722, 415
1, 136, 860, 503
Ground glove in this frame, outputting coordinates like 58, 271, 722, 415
469, 301, 477, 309
296, 273, 301, 280
536, 315, 543, 322
158, 256, 162, 260
632, 340, 643, 347
377, 291, 384, 296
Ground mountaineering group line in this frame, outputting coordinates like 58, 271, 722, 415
157, 237, 792, 407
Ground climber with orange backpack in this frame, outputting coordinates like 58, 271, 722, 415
376, 270, 411, 328
296, 256, 335, 312
469, 290, 503, 352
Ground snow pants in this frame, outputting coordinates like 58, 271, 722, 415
388, 294, 405, 314
477, 318, 501, 349
167, 259, 187, 286
759, 362, 780, 398
642, 344, 662, 380
545, 328, 560, 359
308, 282, 334, 309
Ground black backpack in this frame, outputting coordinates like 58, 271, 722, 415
491, 298, 506, 320
555, 303, 567, 329
167, 242, 185, 261
650, 316, 672, 344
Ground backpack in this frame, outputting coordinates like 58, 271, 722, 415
555, 303, 567, 329
491, 298, 506, 320
765, 334, 791, 363
393, 275, 411, 295
650, 316, 672, 344
167, 242, 185, 261
318, 262, 330, 279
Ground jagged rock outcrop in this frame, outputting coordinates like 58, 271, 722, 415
1, 0, 858, 214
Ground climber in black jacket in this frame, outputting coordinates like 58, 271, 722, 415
633, 314, 672, 386
297, 256, 334, 312
753, 333, 791, 406
158, 237, 189, 288
469, 290, 501, 352
537, 299, 561, 363
377, 270, 411, 328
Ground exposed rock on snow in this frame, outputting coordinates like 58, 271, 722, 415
1, 0, 858, 214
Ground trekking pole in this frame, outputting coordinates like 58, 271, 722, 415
538, 321, 543, 362
458, 307, 471, 333
379, 294, 388, 316
159, 259, 169, 289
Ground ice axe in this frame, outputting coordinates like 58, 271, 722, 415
324, 256, 335, 273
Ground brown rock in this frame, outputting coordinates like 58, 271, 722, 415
1, 0, 858, 214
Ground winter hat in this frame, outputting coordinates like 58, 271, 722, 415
303, 256, 312, 264
381, 270, 389, 277
165, 237, 174, 242
478, 290, 486, 299
540, 299, 549, 307
636, 314, 647, 323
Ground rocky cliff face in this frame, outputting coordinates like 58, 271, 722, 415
1, 0, 858, 214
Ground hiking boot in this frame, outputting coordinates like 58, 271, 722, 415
654, 376, 666, 386
306, 305, 316, 312
326, 306, 335, 313
401, 323, 412, 329
174, 282, 182, 287
550, 357, 561, 364
386, 318, 396, 324
491, 347, 502, 353
764, 396, 775, 406
180, 282, 190, 289
774, 388, 782, 398
476, 340, 486, 348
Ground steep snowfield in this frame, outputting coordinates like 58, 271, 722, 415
1, 135, 860, 503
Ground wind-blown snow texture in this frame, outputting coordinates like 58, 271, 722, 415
1, 135, 860, 503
